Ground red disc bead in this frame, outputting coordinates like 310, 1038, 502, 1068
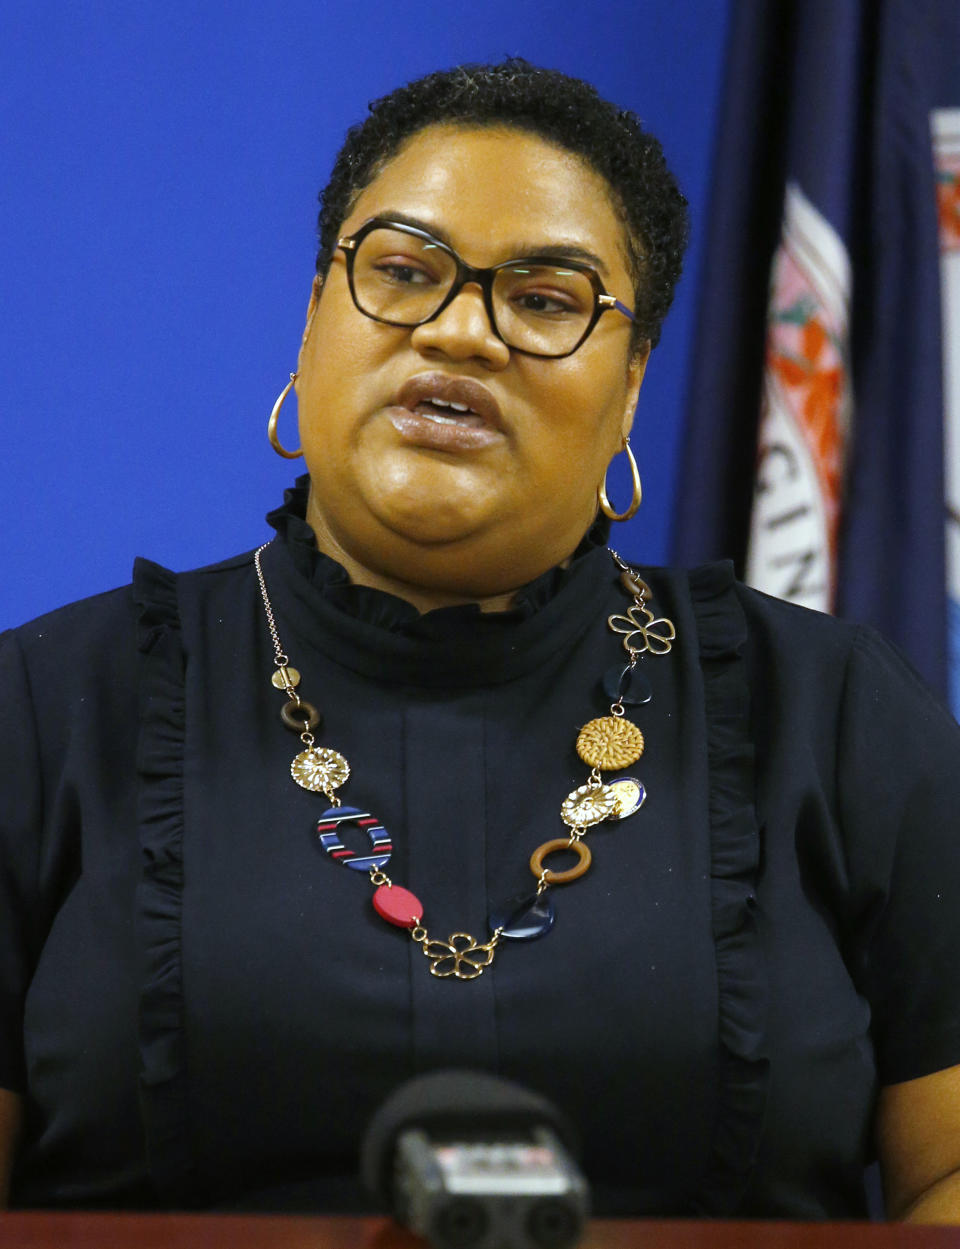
372, 884, 423, 928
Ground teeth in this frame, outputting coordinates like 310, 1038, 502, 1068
427, 396, 472, 413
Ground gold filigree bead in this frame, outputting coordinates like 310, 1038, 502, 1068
421, 933, 497, 980
291, 747, 350, 794
560, 782, 617, 829
576, 716, 645, 770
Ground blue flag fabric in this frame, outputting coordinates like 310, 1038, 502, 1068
674, 0, 960, 699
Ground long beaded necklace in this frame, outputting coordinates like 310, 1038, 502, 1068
253, 543, 675, 981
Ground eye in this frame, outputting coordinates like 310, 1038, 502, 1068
371, 256, 439, 287
498, 264, 592, 320
513, 290, 578, 315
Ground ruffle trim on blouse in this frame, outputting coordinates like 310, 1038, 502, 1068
132, 558, 194, 1205
688, 562, 769, 1215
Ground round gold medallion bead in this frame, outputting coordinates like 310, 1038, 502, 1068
560, 782, 617, 829
291, 747, 350, 794
576, 716, 645, 771
271, 666, 301, 690
607, 777, 646, 820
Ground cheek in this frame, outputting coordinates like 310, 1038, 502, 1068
525, 361, 629, 466
309, 309, 369, 379
299, 310, 384, 437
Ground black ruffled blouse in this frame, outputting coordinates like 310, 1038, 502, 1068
3, 479, 960, 1216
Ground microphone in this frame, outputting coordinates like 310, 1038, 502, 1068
360, 1069, 589, 1249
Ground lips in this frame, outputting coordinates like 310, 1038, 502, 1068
395, 374, 504, 431
387, 373, 506, 453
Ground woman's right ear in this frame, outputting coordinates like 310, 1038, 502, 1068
299, 274, 324, 355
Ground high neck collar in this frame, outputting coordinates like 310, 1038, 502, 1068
260, 475, 619, 688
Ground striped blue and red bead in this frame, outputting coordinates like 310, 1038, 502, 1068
316, 805, 392, 872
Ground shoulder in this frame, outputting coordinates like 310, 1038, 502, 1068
0, 585, 143, 767
3, 548, 259, 684
729, 577, 942, 709
130, 548, 258, 622
638, 559, 860, 654
2, 583, 138, 673
634, 560, 947, 719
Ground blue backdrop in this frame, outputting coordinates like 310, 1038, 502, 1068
1, 0, 730, 628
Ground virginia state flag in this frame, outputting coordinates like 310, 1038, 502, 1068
674, 0, 960, 701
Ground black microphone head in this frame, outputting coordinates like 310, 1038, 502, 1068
360, 1069, 580, 1204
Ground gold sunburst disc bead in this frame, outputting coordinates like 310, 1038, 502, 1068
576, 716, 645, 771
560, 782, 617, 828
291, 747, 350, 794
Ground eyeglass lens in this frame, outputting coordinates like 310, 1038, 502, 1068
350, 226, 597, 356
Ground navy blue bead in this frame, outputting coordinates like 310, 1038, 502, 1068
489, 892, 556, 941
602, 663, 652, 706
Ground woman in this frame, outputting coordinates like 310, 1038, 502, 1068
3, 60, 960, 1221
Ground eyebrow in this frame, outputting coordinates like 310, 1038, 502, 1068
370, 211, 611, 277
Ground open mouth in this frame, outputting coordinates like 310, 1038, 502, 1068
389, 373, 505, 451
396, 374, 504, 431
413, 396, 485, 426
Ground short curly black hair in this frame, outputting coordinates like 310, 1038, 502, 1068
315, 59, 689, 351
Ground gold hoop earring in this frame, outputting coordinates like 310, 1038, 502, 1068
598, 437, 642, 522
268, 372, 303, 459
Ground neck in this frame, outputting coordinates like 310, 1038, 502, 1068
305, 508, 522, 616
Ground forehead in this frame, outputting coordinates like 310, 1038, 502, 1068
344, 124, 629, 275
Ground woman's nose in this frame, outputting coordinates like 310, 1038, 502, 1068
409, 282, 511, 368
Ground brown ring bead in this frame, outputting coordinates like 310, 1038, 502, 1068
280, 699, 321, 732
529, 838, 592, 885
619, 569, 650, 600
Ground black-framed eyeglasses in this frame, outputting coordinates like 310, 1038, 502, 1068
336, 217, 635, 359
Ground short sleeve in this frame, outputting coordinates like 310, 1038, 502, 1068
0, 630, 43, 1092
838, 627, 960, 1084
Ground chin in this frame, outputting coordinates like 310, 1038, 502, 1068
367, 471, 501, 546
376, 502, 492, 547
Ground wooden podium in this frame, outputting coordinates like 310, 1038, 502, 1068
3, 1213, 960, 1248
